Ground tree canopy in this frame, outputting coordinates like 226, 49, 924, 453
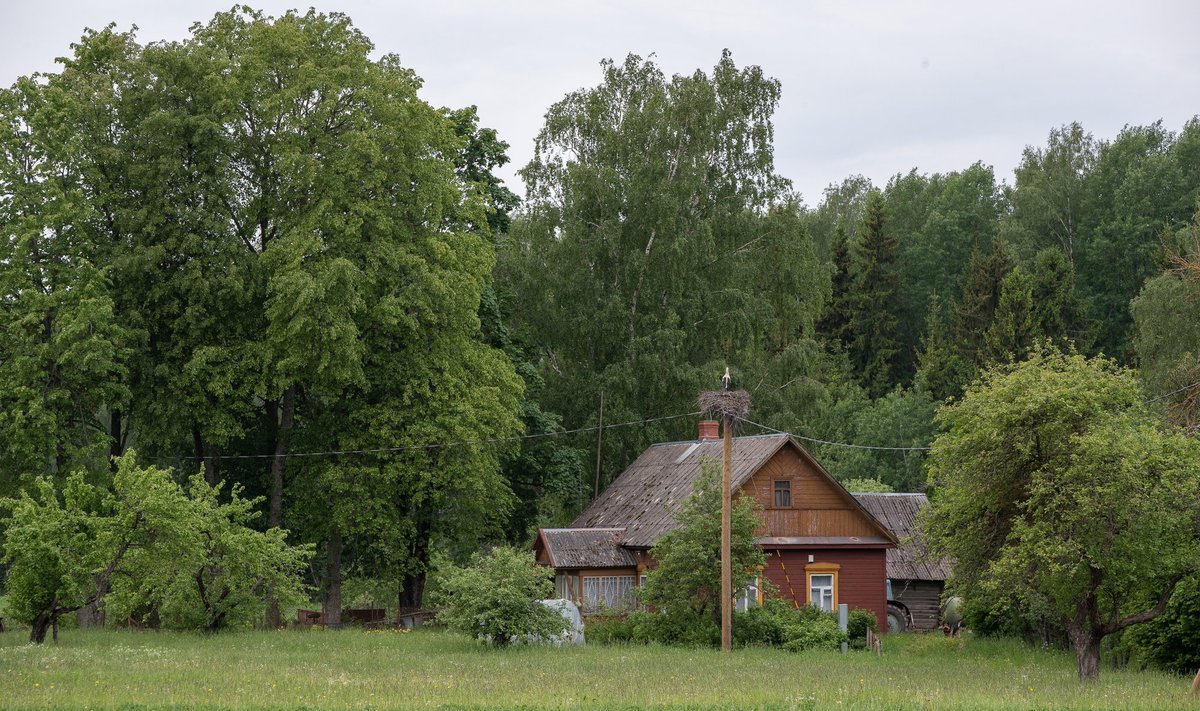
924, 348, 1200, 680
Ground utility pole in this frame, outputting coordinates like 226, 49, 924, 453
721, 405, 733, 651
700, 366, 746, 653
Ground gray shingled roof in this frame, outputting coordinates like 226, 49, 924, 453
571, 434, 792, 548
571, 433, 896, 550
538, 528, 637, 569
853, 493, 952, 581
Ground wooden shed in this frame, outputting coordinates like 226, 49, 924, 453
537, 427, 899, 630
853, 493, 952, 632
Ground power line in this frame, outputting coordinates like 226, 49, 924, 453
156, 410, 703, 463
740, 417, 931, 452
1146, 380, 1200, 404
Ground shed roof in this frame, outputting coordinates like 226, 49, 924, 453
536, 528, 637, 569
571, 433, 896, 549
852, 493, 952, 581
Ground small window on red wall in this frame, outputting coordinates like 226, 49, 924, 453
774, 480, 791, 508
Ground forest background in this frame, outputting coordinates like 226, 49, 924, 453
1, 8, 1198, 626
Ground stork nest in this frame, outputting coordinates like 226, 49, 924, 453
698, 389, 752, 429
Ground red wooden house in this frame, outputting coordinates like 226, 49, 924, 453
535, 422, 899, 630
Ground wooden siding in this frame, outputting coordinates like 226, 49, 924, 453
742, 448, 883, 539
891, 579, 944, 631
763, 548, 887, 633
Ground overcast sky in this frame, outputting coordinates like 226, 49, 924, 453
2, 1, 1197, 206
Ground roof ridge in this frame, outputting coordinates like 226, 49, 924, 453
647, 432, 789, 447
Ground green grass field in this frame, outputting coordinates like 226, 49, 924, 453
0, 626, 1194, 710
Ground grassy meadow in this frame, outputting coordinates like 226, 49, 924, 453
0, 626, 1195, 710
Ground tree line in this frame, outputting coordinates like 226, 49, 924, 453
2, 9, 1199, 641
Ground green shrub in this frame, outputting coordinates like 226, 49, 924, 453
587, 610, 719, 647
585, 614, 637, 644
645, 609, 720, 646
783, 615, 846, 652
1127, 573, 1200, 675
733, 599, 806, 646
437, 547, 569, 646
846, 608, 878, 648
733, 605, 789, 647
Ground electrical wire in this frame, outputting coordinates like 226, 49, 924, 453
155, 375, 1200, 466
159, 410, 704, 462
1145, 380, 1200, 404
740, 417, 931, 452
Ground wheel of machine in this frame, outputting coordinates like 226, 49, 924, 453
886, 603, 908, 633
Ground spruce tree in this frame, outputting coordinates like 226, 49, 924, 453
847, 191, 903, 397
953, 239, 1014, 368
818, 225, 855, 351
914, 295, 973, 402
1028, 247, 1092, 350
983, 267, 1038, 363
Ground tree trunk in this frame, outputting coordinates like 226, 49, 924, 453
264, 385, 296, 628
109, 408, 123, 472
1068, 625, 1104, 681
399, 570, 426, 611
30, 611, 53, 645
78, 575, 109, 629
267, 385, 296, 529
399, 516, 432, 611
192, 426, 221, 487
323, 529, 343, 627
77, 600, 104, 629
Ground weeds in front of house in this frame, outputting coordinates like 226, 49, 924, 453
0, 626, 1194, 710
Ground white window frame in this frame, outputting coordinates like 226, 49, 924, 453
581, 575, 636, 613
736, 576, 761, 612
554, 573, 574, 602
809, 573, 835, 612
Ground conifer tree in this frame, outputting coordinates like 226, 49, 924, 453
818, 225, 854, 351
847, 191, 903, 397
953, 240, 1014, 368
983, 267, 1038, 364
914, 295, 973, 402
1028, 247, 1092, 350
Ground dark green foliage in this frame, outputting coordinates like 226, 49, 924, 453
732, 604, 792, 647
1028, 248, 1092, 351
846, 607, 879, 642
1128, 573, 1200, 675
982, 267, 1038, 364
847, 191, 903, 397
590, 598, 847, 652
818, 386, 936, 492
445, 105, 521, 235
819, 226, 855, 351
782, 616, 847, 652
914, 295, 973, 402
583, 610, 719, 647
732, 597, 844, 650
1132, 214, 1200, 434
437, 547, 570, 646
953, 240, 1015, 368
890, 163, 1006, 372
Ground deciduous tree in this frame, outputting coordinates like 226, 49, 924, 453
924, 348, 1200, 680
639, 461, 764, 624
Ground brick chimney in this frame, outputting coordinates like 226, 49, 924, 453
698, 420, 720, 441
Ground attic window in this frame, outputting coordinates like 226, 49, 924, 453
773, 480, 791, 508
